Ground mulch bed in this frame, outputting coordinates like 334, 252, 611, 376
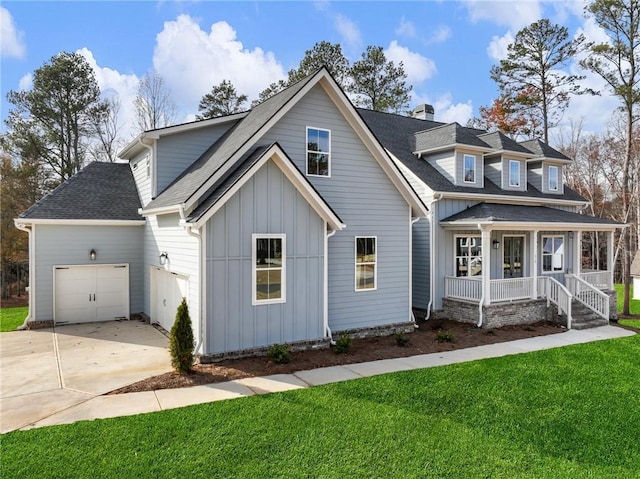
1, 295, 29, 308
108, 319, 565, 395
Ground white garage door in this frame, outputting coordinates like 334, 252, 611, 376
54, 264, 129, 324
151, 268, 189, 332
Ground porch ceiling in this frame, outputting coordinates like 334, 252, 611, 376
440, 203, 624, 231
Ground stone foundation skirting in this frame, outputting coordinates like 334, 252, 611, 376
198, 337, 331, 363
441, 298, 556, 329
25, 320, 54, 330
606, 290, 618, 321
333, 321, 416, 339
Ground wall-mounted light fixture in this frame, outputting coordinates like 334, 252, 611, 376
159, 252, 168, 265
492, 240, 500, 250
89, 249, 97, 261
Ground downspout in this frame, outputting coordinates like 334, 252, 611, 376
425, 193, 443, 320
325, 228, 337, 345
14, 222, 33, 329
410, 215, 421, 328
180, 205, 205, 356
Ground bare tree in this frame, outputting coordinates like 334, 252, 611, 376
581, 0, 640, 314
134, 70, 178, 132
89, 97, 124, 162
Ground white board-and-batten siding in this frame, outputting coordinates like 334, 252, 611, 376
205, 160, 325, 354
32, 224, 143, 321
143, 213, 201, 342
260, 84, 412, 331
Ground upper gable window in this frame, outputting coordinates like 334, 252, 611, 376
509, 160, 520, 187
306, 127, 331, 177
548, 165, 559, 191
463, 154, 476, 183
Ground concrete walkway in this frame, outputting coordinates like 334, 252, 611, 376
2, 325, 635, 433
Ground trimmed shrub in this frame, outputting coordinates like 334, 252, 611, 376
435, 329, 455, 343
170, 298, 194, 374
395, 331, 410, 347
268, 344, 291, 364
334, 333, 352, 354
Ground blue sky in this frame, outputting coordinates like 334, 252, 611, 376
0, 1, 619, 143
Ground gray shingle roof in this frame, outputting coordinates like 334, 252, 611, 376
414, 122, 492, 152
478, 131, 532, 155
358, 108, 585, 202
18, 162, 141, 221
441, 203, 622, 226
145, 72, 317, 211
520, 139, 571, 161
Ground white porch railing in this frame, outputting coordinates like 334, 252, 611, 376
445, 276, 482, 301
490, 277, 534, 302
539, 276, 573, 327
577, 270, 612, 290
566, 274, 609, 320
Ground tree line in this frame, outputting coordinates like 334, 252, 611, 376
1, 0, 638, 313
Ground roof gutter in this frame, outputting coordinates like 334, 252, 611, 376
433, 191, 589, 208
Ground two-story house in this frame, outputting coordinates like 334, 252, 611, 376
15, 68, 428, 358
360, 107, 621, 329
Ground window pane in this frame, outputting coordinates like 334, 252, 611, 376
256, 270, 270, 299
510, 161, 520, 186
464, 156, 475, 182
267, 269, 282, 299
549, 166, 558, 190
256, 238, 269, 268
543, 255, 552, 272
307, 128, 319, 152
543, 237, 553, 254
456, 257, 469, 277
356, 264, 375, 289
317, 129, 330, 152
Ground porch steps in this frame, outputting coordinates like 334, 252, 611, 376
569, 300, 609, 330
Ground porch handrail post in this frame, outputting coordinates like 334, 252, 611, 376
482, 227, 491, 305
607, 230, 614, 289
532, 230, 539, 299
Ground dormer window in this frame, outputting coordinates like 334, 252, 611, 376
306, 127, 331, 177
548, 165, 559, 191
509, 160, 520, 187
463, 155, 476, 183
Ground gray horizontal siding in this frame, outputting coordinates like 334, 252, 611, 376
205, 160, 325, 354
32, 224, 143, 321
131, 151, 151, 207
484, 157, 501, 187
260, 84, 412, 331
428, 150, 455, 184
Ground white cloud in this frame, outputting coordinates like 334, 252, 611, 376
18, 73, 32, 91
487, 31, 514, 62
77, 48, 140, 141
395, 17, 416, 38
466, 0, 542, 31
334, 13, 362, 52
152, 15, 285, 112
385, 41, 436, 85
428, 25, 452, 44
411, 91, 473, 125
1, 7, 26, 59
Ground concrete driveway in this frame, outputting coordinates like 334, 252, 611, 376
0, 320, 171, 433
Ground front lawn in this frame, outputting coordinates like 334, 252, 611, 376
3, 334, 639, 478
614, 283, 640, 316
0, 306, 27, 332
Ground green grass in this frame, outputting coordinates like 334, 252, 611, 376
0, 306, 27, 332
614, 283, 640, 315
3, 335, 639, 478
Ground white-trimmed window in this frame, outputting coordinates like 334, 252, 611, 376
355, 237, 376, 291
252, 234, 286, 305
542, 235, 564, 273
463, 154, 476, 183
509, 160, 520, 187
548, 165, 559, 191
455, 235, 482, 277
306, 127, 330, 177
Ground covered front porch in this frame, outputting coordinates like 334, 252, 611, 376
438, 203, 622, 328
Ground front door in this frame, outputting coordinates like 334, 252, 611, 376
503, 236, 524, 278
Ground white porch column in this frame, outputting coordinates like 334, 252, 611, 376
532, 230, 539, 299
607, 230, 614, 289
574, 231, 582, 275
482, 228, 491, 305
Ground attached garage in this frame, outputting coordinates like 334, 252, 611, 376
151, 267, 189, 332
54, 264, 129, 324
